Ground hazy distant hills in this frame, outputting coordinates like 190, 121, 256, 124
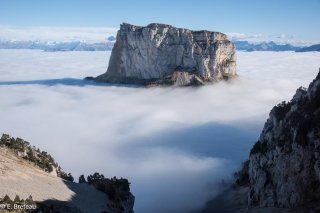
296, 44, 320, 52
0, 38, 319, 52
0, 40, 115, 51
234, 40, 300, 51
235, 41, 320, 52
44, 41, 114, 51
234, 40, 320, 52
0, 35, 116, 51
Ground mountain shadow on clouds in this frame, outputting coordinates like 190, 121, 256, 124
0, 78, 140, 88
122, 122, 260, 162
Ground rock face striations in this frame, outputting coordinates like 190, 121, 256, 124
95, 23, 237, 86
247, 69, 320, 208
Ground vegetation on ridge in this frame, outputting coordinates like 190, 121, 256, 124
0, 134, 73, 182
79, 172, 131, 201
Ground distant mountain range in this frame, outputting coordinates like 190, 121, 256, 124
296, 44, 320, 52
234, 41, 320, 52
0, 40, 115, 51
234, 40, 301, 51
0, 38, 319, 52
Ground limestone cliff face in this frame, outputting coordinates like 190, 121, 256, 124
95, 23, 236, 86
248, 70, 320, 208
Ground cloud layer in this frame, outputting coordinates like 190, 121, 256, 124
0, 50, 319, 212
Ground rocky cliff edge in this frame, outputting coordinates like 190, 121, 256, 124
247, 69, 320, 208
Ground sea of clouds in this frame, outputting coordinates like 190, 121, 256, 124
0, 49, 319, 213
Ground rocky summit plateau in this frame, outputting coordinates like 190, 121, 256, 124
93, 23, 237, 86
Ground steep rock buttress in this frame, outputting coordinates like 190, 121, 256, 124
95, 23, 236, 86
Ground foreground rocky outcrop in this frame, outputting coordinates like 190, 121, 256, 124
94, 23, 236, 86
0, 134, 134, 213
248, 70, 320, 208
201, 69, 320, 213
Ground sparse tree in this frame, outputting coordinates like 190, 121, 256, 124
79, 174, 86, 183
87, 172, 105, 184
3, 195, 11, 203
14, 195, 20, 202
67, 173, 74, 182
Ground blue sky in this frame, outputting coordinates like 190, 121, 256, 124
0, 0, 319, 41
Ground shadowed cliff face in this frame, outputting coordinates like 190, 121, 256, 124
248, 69, 320, 208
95, 23, 236, 86
199, 70, 320, 213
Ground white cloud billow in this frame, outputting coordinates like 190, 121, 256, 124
0, 50, 319, 212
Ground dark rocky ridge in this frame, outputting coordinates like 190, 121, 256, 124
200, 69, 320, 213
94, 23, 237, 86
247, 69, 320, 208
0, 134, 135, 213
